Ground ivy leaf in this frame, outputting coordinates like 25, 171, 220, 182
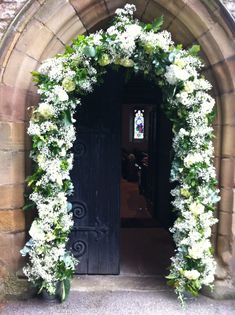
23, 201, 36, 211
58, 279, 71, 302
144, 23, 153, 31
83, 46, 96, 58
62, 109, 72, 125
188, 44, 200, 56
152, 15, 164, 32
65, 45, 75, 54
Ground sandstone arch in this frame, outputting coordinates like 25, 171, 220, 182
0, 0, 235, 298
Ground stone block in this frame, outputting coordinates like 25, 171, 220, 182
0, 151, 25, 185
232, 213, 235, 237
214, 156, 221, 180
36, 0, 77, 35
14, 1, 41, 34
3, 49, 38, 90
226, 57, 235, 90
218, 211, 232, 236
220, 158, 234, 188
202, 279, 235, 299
201, 68, 219, 97
0, 232, 26, 272
198, 31, 225, 66
221, 92, 235, 126
39, 36, 65, 61
210, 23, 235, 61
70, 0, 108, 30
15, 19, 54, 60
56, 15, 86, 45
213, 125, 221, 157
213, 97, 222, 126
217, 235, 232, 265
221, 125, 235, 157
0, 122, 25, 150
153, 0, 187, 17
168, 19, 196, 48
0, 184, 24, 210
0, 259, 9, 279
0, 210, 25, 232
142, 1, 174, 28
219, 188, 234, 213
177, 2, 214, 39
233, 189, 235, 213
0, 84, 39, 122
212, 60, 235, 95
104, 0, 125, 15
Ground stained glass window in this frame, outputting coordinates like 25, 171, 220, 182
134, 109, 144, 140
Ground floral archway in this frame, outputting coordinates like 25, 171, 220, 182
21, 4, 220, 304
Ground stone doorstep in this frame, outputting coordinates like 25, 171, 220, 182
71, 275, 169, 292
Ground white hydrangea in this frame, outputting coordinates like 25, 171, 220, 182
53, 85, 69, 102
184, 152, 204, 167
164, 64, 191, 85
189, 202, 205, 216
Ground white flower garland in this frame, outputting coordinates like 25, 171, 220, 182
21, 4, 220, 303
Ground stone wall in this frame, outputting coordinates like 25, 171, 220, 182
0, 1, 234, 43
222, 0, 235, 18
0, 0, 235, 301
0, 0, 27, 41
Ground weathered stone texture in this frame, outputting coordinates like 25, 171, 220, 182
0, 209, 25, 232
222, 0, 235, 18
0, 0, 27, 41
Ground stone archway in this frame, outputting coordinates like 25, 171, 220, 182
0, 0, 235, 298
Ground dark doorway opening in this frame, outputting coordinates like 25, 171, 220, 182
120, 73, 175, 276
68, 68, 175, 276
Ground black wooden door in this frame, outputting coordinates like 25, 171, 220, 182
148, 107, 174, 228
68, 69, 125, 274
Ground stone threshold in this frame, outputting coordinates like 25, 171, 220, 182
71, 275, 169, 292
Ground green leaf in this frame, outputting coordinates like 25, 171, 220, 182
188, 44, 200, 56
62, 109, 72, 125
144, 23, 153, 31
65, 45, 75, 54
83, 46, 96, 58
23, 201, 36, 211
152, 15, 164, 32
58, 279, 71, 302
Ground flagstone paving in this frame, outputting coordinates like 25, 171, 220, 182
2, 278, 235, 315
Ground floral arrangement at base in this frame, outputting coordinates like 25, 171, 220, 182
21, 4, 220, 304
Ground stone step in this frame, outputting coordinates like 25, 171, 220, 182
71, 275, 169, 292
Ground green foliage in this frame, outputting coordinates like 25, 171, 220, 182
188, 45, 200, 56
144, 16, 164, 32
23, 201, 36, 211
58, 279, 71, 302
62, 109, 73, 125
83, 46, 96, 58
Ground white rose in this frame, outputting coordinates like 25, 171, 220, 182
189, 202, 205, 215
184, 269, 200, 280
188, 244, 204, 259
125, 24, 142, 37
54, 86, 69, 102
29, 221, 45, 241
184, 81, 195, 93
37, 103, 54, 118
164, 65, 190, 85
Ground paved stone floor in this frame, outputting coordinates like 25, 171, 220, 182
2, 228, 235, 314
2, 289, 235, 315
